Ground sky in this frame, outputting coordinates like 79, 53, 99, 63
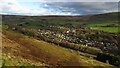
0, 0, 119, 15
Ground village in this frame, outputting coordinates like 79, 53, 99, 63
7, 20, 119, 56
33, 25, 119, 55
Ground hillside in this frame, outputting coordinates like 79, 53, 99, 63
2, 30, 115, 67
2, 12, 119, 33
2, 12, 119, 20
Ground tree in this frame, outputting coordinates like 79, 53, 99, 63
96, 53, 120, 66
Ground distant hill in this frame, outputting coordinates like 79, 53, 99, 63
2, 12, 119, 25
2, 12, 119, 20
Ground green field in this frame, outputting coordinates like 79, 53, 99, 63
92, 27, 119, 33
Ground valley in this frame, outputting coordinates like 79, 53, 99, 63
1, 12, 120, 67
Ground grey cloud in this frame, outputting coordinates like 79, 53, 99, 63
43, 2, 118, 15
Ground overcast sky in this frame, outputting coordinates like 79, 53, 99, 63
0, 0, 119, 15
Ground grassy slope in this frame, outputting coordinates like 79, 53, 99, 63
2, 33, 47, 66
2, 29, 115, 67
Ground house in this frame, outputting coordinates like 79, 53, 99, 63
66, 30, 76, 33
